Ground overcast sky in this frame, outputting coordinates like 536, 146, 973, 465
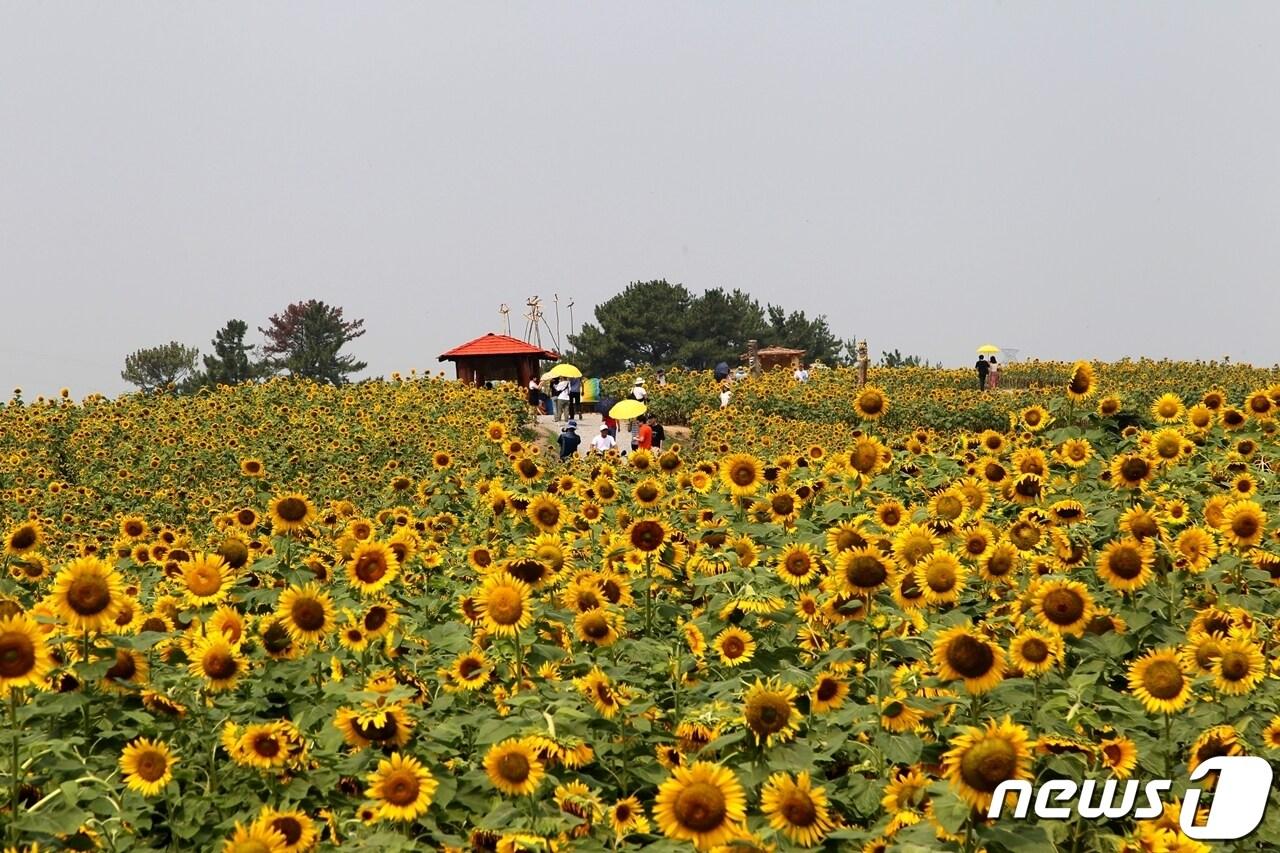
2, 3, 1278, 398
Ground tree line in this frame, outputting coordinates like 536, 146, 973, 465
121, 300, 366, 393
565, 279, 931, 375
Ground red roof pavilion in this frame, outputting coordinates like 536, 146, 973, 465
438, 333, 559, 387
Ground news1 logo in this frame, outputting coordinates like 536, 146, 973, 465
988, 755, 1273, 841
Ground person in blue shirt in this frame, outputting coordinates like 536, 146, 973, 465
557, 420, 581, 460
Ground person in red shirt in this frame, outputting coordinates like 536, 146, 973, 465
635, 414, 653, 450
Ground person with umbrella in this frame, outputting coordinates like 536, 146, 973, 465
975, 345, 999, 392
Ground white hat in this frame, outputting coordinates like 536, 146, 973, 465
599, 423, 608, 431
634, 378, 645, 385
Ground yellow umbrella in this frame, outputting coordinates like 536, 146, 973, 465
977, 344, 1001, 354
608, 399, 647, 420
547, 363, 583, 379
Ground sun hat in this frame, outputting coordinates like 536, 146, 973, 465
634, 378, 645, 385
566, 419, 578, 428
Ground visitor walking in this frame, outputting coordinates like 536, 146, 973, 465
557, 420, 581, 460
714, 361, 730, 383
567, 375, 582, 419
633, 414, 653, 451
975, 356, 990, 392
987, 357, 1001, 390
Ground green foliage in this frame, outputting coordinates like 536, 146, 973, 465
194, 319, 267, 388
569, 280, 851, 374
120, 342, 199, 394
880, 349, 936, 368
259, 300, 367, 385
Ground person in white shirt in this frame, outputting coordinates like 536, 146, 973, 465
793, 364, 810, 382
590, 423, 616, 453
719, 383, 732, 408
553, 378, 570, 422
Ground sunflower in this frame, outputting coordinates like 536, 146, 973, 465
1219, 500, 1267, 549
476, 575, 533, 637
277, 583, 335, 645
4, 520, 42, 555
222, 821, 287, 853
574, 608, 621, 647
234, 722, 296, 769
576, 666, 628, 718
1188, 725, 1243, 775
252, 808, 317, 853
1008, 629, 1062, 677
1097, 736, 1139, 779
1211, 637, 1265, 695
854, 385, 889, 420
1096, 537, 1154, 592
365, 752, 437, 822
1057, 438, 1093, 468
610, 796, 651, 839
834, 546, 893, 595
627, 518, 669, 553
335, 705, 413, 750
765, 489, 801, 525
180, 553, 234, 607
760, 771, 834, 847
1151, 393, 1185, 424
720, 453, 764, 497
775, 543, 821, 587
116, 736, 176, 797
1018, 405, 1051, 432
880, 694, 924, 733
933, 626, 1005, 694
1027, 577, 1091, 635
928, 487, 969, 524
188, 631, 247, 692
1097, 394, 1122, 417
942, 716, 1032, 811
653, 761, 747, 851
526, 494, 566, 533
103, 647, 149, 691
1065, 361, 1095, 401
50, 556, 124, 633
979, 542, 1020, 584
846, 436, 890, 478
0, 613, 54, 691
346, 541, 400, 596
269, 493, 316, 534
915, 551, 966, 607
730, 677, 799, 750
874, 498, 907, 529
446, 649, 491, 691
1128, 647, 1192, 714
1261, 716, 1280, 751
893, 524, 938, 568
484, 738, 545, 796
1109, 453, 1156, 490
958, 524, 996, 562
809, 671, 849, 713
713, 627, 756, 667
632, 478, 665, 508
825, 520, 868, 556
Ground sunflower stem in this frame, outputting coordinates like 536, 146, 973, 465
513, 631, 524, 683
9, 688, 20, 845
81, 627, 92, 748
643, 554, 654, 636
1163, 714, 1173, 779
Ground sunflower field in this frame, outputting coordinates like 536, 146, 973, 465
3, 363, 1280, 852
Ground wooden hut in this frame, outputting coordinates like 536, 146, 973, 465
438, 333, 559, 387
747, 346, 807, 372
